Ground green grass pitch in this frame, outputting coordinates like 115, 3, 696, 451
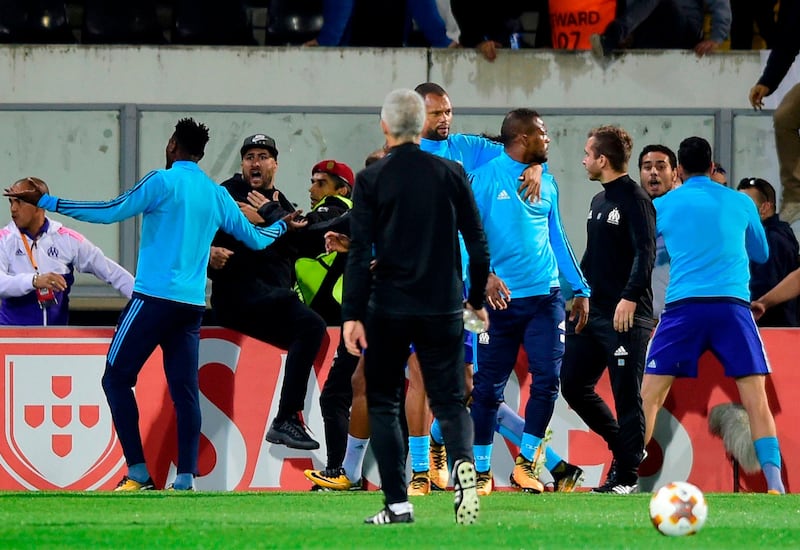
1, 491, 798, 549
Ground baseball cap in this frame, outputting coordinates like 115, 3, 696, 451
312, 159, 355, 188
241, 134, 278, 159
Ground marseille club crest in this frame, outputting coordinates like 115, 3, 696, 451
0, 354, 124, 489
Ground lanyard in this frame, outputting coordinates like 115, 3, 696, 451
19, 230, 39, 272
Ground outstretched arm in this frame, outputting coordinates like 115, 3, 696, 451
753, 268, 800, 318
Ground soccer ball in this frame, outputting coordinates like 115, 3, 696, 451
649, 481, 708, 536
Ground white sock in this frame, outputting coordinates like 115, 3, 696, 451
342, 435, 369, 482
388, 501, 413, 515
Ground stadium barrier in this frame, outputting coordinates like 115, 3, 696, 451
0, 327, 795, 492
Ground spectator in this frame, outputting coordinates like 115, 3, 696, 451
730, 0, 778, 49
450, 0, 526, 60
0, 177, 134, 326
208, 134, 326, 451
737, 177, 799, 327
304, 0, 454, 47
748, 0, 800, 234
591, 0, 732, 58
548, 0, 617, 50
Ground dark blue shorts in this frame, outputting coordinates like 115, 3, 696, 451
646, 300, 771, 378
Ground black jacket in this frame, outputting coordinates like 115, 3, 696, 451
580, 175, 656, 325
450, 0, 525, 47
209, 174, 349, 307
342, 142, 490, 320
757, 0, 800, 92
750, 214, 799, 327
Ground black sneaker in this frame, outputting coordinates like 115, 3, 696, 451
364, 505, 414, 525
453, 459, 479, 525
592, 459, 637, 494
591, 480, 638, 494
591, 458, 617, 493
550, 461, 585, 493
266, 414, 320, 450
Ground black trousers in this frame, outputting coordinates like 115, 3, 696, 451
319, 332, 360, 469
560, 313, 650, 481
364, 310, 473, 505
213, 290, 326, 422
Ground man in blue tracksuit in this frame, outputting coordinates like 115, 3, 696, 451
5, 119, 295, 491
468, 109, 591, 494
642, 136, 785, 494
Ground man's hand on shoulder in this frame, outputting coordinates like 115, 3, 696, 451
518, 164, 543, 203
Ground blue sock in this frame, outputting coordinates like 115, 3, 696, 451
173, 473, 194, 490
127, 463, 150, 483
474, 444, 493, 473
520, 433, 542, 462
495, 402, 523, 446
754, 436, 785, 493
430, 419, 444, 445
408, 436, 430, 473
545, 446, 564, 472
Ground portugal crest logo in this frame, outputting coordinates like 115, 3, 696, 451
0, 353, 124, 489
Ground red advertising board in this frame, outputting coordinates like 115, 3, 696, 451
0, 327, 795, 492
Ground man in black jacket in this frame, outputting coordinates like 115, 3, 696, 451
342, 89, 489, 525
209, 134, 329, 451
749, 0, 800, 230
737, 177, 800, 327
560, 125, 656, 495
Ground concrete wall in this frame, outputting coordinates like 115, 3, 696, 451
0, 46, 763, 108
0, 46, 777, 300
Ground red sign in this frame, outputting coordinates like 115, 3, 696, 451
0, 327, 795, 492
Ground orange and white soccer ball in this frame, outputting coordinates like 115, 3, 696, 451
649, 481, 708, 536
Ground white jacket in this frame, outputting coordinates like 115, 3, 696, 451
0, 219, 134, 325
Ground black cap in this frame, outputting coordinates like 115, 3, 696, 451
240, 134, 278, 159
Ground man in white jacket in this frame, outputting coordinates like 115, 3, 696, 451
0, 177, 134, 326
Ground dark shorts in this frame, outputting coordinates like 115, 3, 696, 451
646, 300, 771, 378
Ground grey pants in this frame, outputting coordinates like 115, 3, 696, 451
774, 82, 800, 212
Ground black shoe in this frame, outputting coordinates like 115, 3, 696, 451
364, 505, 414, 525
591, 479, 638, 494
266, 415, 320, 450
592, 459, 637, 494
550, 461, 585, 493
591, 458, 617, 492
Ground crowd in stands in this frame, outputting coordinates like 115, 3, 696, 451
0, 0, 780, 52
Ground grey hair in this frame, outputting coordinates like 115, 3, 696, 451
380, 88, 425, 141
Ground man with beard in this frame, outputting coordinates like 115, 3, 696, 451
638, 144, 679, 321
468, 109, 591, 495
209, 134, 326, 450
560, 126, 656, 494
